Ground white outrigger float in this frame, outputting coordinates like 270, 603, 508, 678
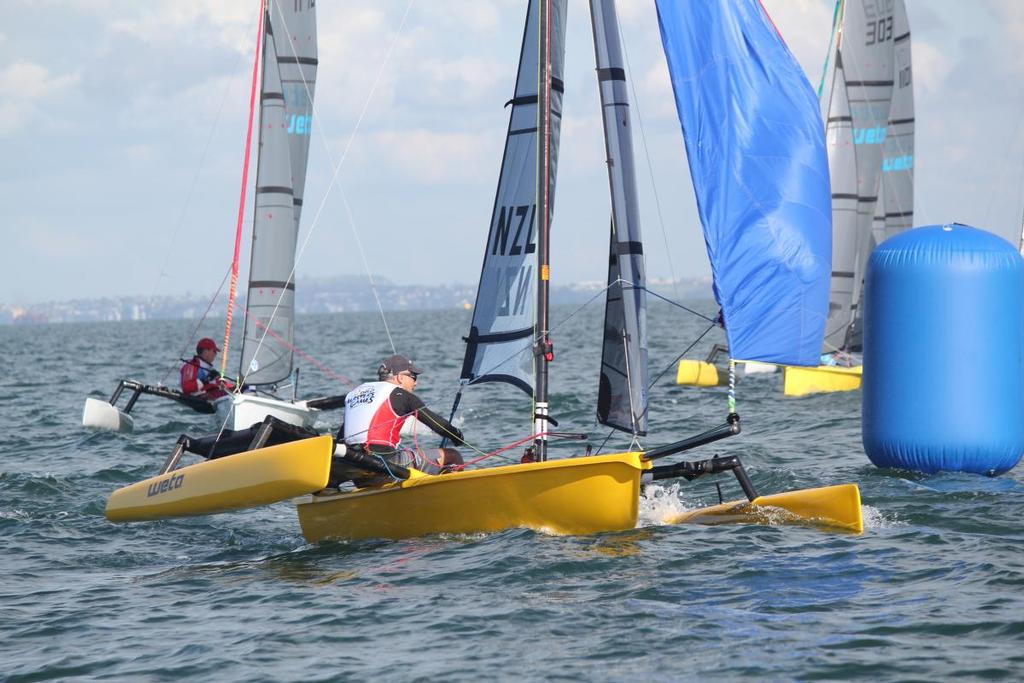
83, 0, 345, 434
107, 0, 864, 541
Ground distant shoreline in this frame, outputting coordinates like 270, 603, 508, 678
0, 277, 714, 326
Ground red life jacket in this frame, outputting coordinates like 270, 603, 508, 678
343, 381, 410, 449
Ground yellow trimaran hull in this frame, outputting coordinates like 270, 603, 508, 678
106, 437, 863, 539
297, 452, 649, 542
783, 364, 862, 397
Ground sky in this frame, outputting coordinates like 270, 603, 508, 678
2, 0, 1023, 306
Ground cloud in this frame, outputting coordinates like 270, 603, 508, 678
911, 41, 953, 98
984, 0, 1024, 72
20, 220, 96, 263
0, 60, 80, 136
108, 4, 253, 55
366, 128, 494, 184
122, 144, 157, 165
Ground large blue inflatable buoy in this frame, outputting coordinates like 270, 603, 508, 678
862, 224, 1024, 475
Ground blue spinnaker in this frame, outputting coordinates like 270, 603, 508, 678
656, 0, 831, 366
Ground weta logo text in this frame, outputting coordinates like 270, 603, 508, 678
147, 473, 185, 498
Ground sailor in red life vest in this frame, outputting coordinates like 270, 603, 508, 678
342, 354, 465, 474
180, 338, 233, 401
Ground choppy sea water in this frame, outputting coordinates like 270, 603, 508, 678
2, 301, 1023, 682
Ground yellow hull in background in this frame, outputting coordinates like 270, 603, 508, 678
297, 452, 650, 542
668, 483, 863, 533
783, 364, 862, 397
676, 359, 722, 386
105, 435, 333, 522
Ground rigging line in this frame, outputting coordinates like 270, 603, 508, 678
593, 426, 616, 457
619, 19, 679, 302
638, 285, 717, 323
816, 0, 844, 100
158, 264, 233, 386
466, 279, 618, 386
593, 318, 718, 455
237, 0, 415, 390
456, 276, 706, 444
148, 48, 245, 304
339, 186, 397, 354
461, 276, 705, 402
230, 299, 358, 386
646, 320, 717, 392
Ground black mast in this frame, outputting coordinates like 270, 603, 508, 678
534, 0, 553, 461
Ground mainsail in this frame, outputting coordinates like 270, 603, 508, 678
820, 0, 896, 351
276, 0, 318, 233
591, 0, 648, 436
873, 0, 914, 245
239, 2, 318, 387
460, 0, 567, 395
656, 0, 832, 367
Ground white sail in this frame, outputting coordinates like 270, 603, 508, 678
275, 0, 318, 233
460, 0, 567, 395
879, 0, 914, 242
591, 0, 648, 436
239, 4, 316, 387
821, 0, 895, 351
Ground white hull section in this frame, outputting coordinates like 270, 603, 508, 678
82, 398, 135, 433
742, 361, 777, 375
215, 393, 319, 431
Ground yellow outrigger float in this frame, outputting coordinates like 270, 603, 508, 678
782, 364, 863, 397
106, 435, 333, 523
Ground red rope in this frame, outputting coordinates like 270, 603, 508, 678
222, 0, 267, 375
234, 301, 356, 386
453, 432, 552, 469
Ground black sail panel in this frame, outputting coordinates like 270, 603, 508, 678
460, 0, 568, 396
592, 0, 648, 435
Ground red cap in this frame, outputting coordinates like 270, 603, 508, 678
196, 337, 220, 353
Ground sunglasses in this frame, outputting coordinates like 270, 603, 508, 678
401, 372, 419, 381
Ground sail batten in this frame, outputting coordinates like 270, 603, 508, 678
239, 1, 317, 386
656, 0, 832, 367
591, 0, 648, 436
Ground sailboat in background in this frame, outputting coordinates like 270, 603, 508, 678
784, 0, 913, 396
220, 0, 346, 430
82, 0, 346, 433
105, 0, 863, 540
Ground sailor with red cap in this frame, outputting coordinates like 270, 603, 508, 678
180, 337, 232, 401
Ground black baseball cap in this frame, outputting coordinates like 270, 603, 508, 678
379, 354, 423, 376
